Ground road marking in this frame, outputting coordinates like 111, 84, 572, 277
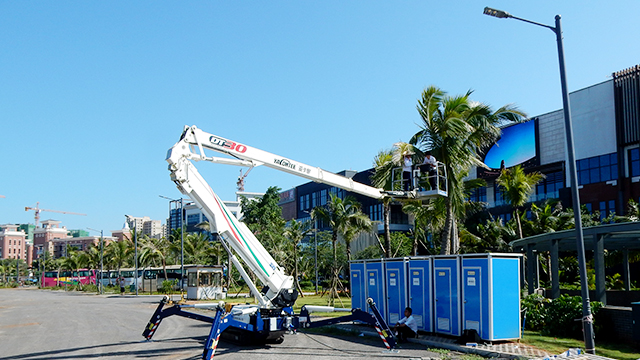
0, 322, 39, 329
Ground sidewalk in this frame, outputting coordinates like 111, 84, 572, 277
334, 324, 615, 360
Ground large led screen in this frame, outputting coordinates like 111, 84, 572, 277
483, 120, 537, 170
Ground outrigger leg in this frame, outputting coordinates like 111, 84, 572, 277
142, 296, 170, 340
299, 297, 397, 351
202, 305, 228, 360
366, 297, 397, 352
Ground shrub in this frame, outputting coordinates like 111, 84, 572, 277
299, 280, 313, 289
82, 284, 98, 293
521, 293, 602, 338
521, 294, 549, 331
161, 280, 177, 294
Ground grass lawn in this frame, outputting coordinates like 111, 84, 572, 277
521, 330, 640, 360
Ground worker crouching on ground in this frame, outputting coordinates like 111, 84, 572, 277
393, 307, 417, 342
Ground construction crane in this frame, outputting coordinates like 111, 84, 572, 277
25, 202, 86, 228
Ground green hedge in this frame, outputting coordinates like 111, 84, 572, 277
521, 294, 602, 338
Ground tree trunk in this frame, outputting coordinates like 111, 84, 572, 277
294, 245, 304, 298
451, 222, 459, 254
440, 199, 453, 255
383, 200, 391, 258
329, 232, 340, 306
515, 208, 523, 239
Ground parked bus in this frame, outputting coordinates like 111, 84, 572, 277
143, 265, 186, 291
42, 269, 97, 287
98, 268, 144, 290
97, 265, 187, 291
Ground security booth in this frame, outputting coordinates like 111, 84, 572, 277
407, 256, 433, 332
185, 265, 226, 300
433, 255, 462, 337
461, 253, 522, 341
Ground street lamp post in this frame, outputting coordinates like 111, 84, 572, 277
484, 7, 595, 354
303, 210, 319, 295
87, 228, 104, 295
124, 216, 139, 296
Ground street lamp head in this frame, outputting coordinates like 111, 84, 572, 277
484, 6, 511, 19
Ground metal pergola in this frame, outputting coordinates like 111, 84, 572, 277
510, 221, 640, 304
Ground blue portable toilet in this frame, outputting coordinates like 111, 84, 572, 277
384, 258, 408, 325
349, 260, 367, 311
365, 259, 386, 320
407, 256, 433, 332
461, 253, 522, 341
433, 255, 461, 336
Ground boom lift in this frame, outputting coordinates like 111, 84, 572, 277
143, 125, 447, 358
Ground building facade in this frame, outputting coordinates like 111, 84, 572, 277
470, 64, 640, 221
32, 220, 68, 261
0, 224, 27, 260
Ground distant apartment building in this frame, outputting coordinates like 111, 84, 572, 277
0, 224, 27, 260
68, 229, 89, 238
32, 220, 68, 261
18, 224, 35, 244
50, 235, 116, 258
122, 216, 164, 239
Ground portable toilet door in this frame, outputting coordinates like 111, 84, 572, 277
461, 253, 522, 341
433, 255, 461, 336
349, 260, 367, 311
384, 258, 408, 325
365, 259, 386, 320
407, 256, 432, 332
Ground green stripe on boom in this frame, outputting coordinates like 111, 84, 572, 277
216, 194, 269, 277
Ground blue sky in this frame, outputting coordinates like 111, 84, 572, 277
2, 1, 639, 235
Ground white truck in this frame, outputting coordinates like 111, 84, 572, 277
143, 125, 447, 358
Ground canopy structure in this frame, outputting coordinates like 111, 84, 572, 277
510, 222, 640, 304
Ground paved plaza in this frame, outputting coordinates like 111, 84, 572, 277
0, 288, 451, 360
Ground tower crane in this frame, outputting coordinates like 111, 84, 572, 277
25, 202, 86, 228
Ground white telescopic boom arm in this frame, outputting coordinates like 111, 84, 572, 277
167, 134, 294, 308
177, 125, 385, 200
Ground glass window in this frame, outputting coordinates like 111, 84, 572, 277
536, 171, 564, 201
578, 153, 617, 185
630, 148, 640, 177
468, 187, 487, 203
494, 182, 505, 206
188, 272, 197, 287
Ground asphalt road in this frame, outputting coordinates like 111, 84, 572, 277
0, 288, 443, 360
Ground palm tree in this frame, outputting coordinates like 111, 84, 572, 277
312, 194, 370, 305
139, 236, 170, 280
402, 200, 445, 255
105, 240, 133, 279
183, 232, 215, 265
370, 143, 418, 257
61, 247, 83, 289
371, 149, 395, 257
283, 219, 313, 297
411, 85, 526, 254
0, 263, 6, 283
496, 165, 545, 238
